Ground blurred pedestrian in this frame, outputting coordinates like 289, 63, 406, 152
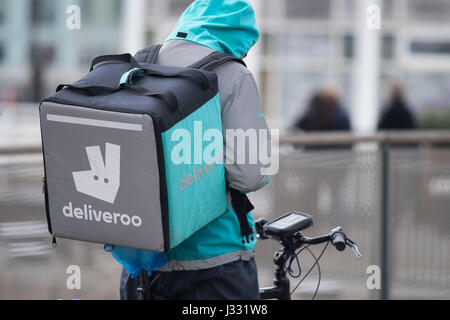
291, 89, 351, 223
294, 88, 351, 132
378, 83, 416, 130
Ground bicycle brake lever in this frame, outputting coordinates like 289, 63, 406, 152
346, 238, 361, 260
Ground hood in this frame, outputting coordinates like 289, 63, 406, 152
166, 0, 259, 58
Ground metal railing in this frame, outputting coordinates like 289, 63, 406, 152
279, 130, 450, 145
252, 130, 450, 299
3, 131, 450, 155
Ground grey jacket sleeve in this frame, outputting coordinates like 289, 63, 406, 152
222, 72, 271, 193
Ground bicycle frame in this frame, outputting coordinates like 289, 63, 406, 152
259, 244, 293, 300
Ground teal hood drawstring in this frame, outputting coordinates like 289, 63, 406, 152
166, 0, 260, 58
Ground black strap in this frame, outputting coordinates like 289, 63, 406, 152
134, 44, 162, 64
56, 83, 178, 113
56, 84, 121, 95
139, 66, 210, 90
41, 177, 52, 235
189, 52, 247, 71
228, 187, 255, 244
137, 272, 152, 300
126, 85, 178, 113
90, 53, 139, 72
145, 44, 162, 64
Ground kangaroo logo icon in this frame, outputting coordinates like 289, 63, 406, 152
73, 143, 120, 204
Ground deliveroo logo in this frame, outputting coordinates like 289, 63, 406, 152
72, 143, 121, 204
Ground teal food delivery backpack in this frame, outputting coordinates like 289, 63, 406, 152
39, 45, 246, 276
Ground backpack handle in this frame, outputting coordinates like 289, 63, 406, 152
138, 66, 210, 90
56, 84, 121, 95
126, 85, 178, 113
90, 53, 139, 72
56, 83, 178, 113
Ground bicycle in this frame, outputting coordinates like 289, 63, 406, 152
255, 211, 361, 300
135, 211, 361, 300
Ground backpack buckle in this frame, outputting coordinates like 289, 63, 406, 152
119, 68, 144, 87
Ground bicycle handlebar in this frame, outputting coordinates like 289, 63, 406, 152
299, 227, 361, 259
255, 212, 361, 300
256, 214, 361, 300
255, 218, 361, 258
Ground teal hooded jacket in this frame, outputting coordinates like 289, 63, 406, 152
166, 0, 259, 58
160, 0, 264, 269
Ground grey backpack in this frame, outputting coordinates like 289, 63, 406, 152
40, 45, 248, 252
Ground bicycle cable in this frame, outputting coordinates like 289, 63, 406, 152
285, 239, 309, 278
289, 241, 329, 299
306, 246, 322, 300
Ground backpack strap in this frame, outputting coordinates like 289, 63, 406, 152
190, 52, 253, 244
227, 187, 255, 244
189, 51, 247, 71
134, 44, 163, 64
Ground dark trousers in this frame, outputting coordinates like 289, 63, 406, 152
120, 258, 260, 300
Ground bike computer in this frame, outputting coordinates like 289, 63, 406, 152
263, 211, 313, 240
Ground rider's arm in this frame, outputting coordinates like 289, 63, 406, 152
221, 72, 271, 193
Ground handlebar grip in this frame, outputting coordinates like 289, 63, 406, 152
255, 218, 269, 239
331, 232, 346, 251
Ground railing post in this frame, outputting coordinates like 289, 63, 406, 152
380, 141, 390, 300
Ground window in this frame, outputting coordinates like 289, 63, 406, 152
31, 0, 55, 25
0, 43, 4, 62
80, 0, 92, 24
407, 0, 450, 23
343, 34, 354, 59
342, 34, 395, 60
29, 44, 55, 66
168, 0, 194, 17
381, 34, 395, 60
110, 0, 121, 24
261, 33, 271, 56
283, 34, 333, 60
81, 0, 121, 26
404, 72, 450, 113
0, 0, 5, 25
382, 0, 394, 22
285, 0, 331, 19
410, 40, 450, 56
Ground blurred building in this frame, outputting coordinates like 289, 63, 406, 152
256, 0, 450, 131
0, 0, 121, 101
0, 0, 450, 131
132, 0, 450, 132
